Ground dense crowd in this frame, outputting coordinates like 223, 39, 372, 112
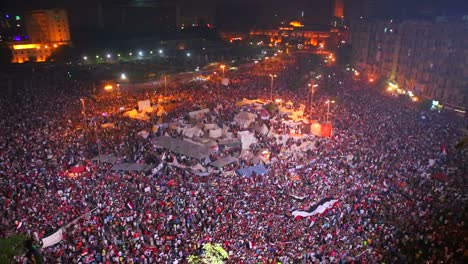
0, 52, 467, 264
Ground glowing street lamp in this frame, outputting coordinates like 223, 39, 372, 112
80, 98, 87, 130
138, 51, 143, 56
83, 56, 88, 60
186, 52, 191, 57
220, 64, 226, 78
106, 53, 111, 58
325, 100, 336, 123
104, 84, 113, 91
159, 49, 163, 54
269, 74, 277, 101
120, 73, 127, 80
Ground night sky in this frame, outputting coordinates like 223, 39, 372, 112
2, 0, 468, 31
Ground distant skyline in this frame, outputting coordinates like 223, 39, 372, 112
2, 0, 468, 32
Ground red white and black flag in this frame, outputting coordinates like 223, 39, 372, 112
292, 198, 338, 218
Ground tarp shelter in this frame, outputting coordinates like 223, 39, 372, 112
138, 130, 150, 139
236, 164, 268, 177
69, 166, 86, 174
221, 78, 230, 86
110, 163, 153, 172
92, 155, 120, 164
219, 138, 241, 147
238, 131, 258, 149
101, 123, 115, 129
138, 100, 151, 112
183, 127, 204, 138
188, 108, 210, 119
310, 122, 333, 138
153, 136, 210, 161
236, 98, 265, 107
204, 123, 219, 130
210, 156, 238, 168
209, 128, 223, 138
234, 111, 257, 128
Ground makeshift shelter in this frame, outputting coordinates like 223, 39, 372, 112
204, 123, 219, 130
91, 155, 120, 164
110, 163, 153, 172
218, 138, 241, 147
188, 108, 210, 119
209, 128, 223, 139
153, 136, 211, 161
137, 130, 150, 139
210, 156, 238, 168
234, 111, 257, 128
138, 100, 151, 112
237, 131, 258, 149
309, 122, 333, 138
236, 98, 265, 107
183, 127, 204, 138
236, 164, 268, 177
258, 124, 269, 136
221, 78, 230, 86
101, 123, 115, 129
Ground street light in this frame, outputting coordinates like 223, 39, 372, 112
120, 73, 127, 80
83, 56, 87, 60
269, 74, 277, 101
159, 49, 163, 54
80, 98, 87, 130
308, 83, 319, 117
106, 53, 111, 58
220, 64, 226, 78
186, 52, 191, 57
138, 51, 143, 56
325, 100, 335, 123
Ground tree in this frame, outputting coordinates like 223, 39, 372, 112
0, 234, 28, 263
188, 243, 229, 264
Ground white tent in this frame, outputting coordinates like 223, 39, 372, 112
234, 111, 257, 128
188, 108, 210, 119
238, 131, 258, 149
138, 100, 151, 112
221, 78, 230, 86
204, 123, 219, 130
137, 130, 150, 139
183, 127, 204, 138
258, 124, 269, 136
209, 128, 223, 139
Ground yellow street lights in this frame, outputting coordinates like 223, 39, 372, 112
80, 98, 87, 130
325, 100, 335, 123
269, 74, 277, 101
220, 64, 226, 78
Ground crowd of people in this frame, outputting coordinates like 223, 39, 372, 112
0, 52, 467, 264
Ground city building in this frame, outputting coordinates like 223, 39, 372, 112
8, 9, 71, 63
0, 13, 29, 42
350, 17, 468, 110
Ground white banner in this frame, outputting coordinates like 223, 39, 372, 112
42, 228, 63, 248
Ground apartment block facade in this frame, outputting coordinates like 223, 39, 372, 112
350, 17, 467, 109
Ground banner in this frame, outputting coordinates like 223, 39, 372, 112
292, 198, 338, 218
42, 228, 63, 248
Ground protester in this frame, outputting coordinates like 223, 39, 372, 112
0, 52, 466, 264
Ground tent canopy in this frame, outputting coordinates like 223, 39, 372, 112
153, 136, 210, 161
236, 164, 268, 177
210, 156, 239, 168
91, 155, 121, 164
110, 163, 153, 172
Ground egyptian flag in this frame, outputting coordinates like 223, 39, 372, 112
15, 221, 23, 230
292, 198, 338, 218
247, 241, 255, 250
440, 144, 447, 155
127, 202, 134, 210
